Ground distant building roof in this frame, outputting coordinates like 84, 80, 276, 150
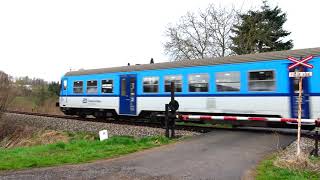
65, 47, 320, 76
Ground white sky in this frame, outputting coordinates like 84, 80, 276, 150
1, 0, 319, 82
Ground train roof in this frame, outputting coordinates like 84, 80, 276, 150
65, 47, 320, 76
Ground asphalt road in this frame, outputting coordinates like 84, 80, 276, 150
0, 129, 295, 180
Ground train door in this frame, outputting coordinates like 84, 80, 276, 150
119, 74, 137, 115
60, 78, 68, 105
289, 69, 310, 118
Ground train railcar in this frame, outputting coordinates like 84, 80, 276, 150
59, 47, 320, 123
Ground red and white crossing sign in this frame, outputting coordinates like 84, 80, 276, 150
288, 55, 314, 70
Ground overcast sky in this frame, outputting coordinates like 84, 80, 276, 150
1, 0, 319, 82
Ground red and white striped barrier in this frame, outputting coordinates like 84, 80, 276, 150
178, 115, 320, 127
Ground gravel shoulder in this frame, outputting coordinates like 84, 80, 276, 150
281, 137, 319, 156
2, 113, 199, 137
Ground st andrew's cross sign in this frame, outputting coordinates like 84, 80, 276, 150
288, 55, 313, 69
288, 55, 314, 77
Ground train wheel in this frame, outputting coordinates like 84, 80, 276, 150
150, 112, 166, 128
112, 113, 119, 121
159, 118, 166, 128
93, 111, 106, 119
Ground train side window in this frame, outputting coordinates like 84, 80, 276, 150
216, 72, 240, 92
143, 76, 159, 93
63, 80, 67, 90
164, 75, 182, 92
73, 81, 83, 94
248, 70, 275, 91
102, 79, 113, 93
87, 80, 98, 94
189, 74, 209, 92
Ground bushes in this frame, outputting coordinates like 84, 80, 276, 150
6, 80, 61, 114
0, 71, 9, 119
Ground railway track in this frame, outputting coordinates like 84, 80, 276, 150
5, 110, 215, 134
5, 110, 318, 137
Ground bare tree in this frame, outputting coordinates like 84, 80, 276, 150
0, 71, 9, 119
164, 4, 239, 61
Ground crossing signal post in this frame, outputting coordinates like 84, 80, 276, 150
165, 82, 179, 138
288, 55, 314, 156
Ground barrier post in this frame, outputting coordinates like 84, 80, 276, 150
170, 81, 175, 102
314, 129, 319, 157
163, 82, 179, 138
165, 104, 169, 138
170, 81, 175, 138
171, 117, 175, 138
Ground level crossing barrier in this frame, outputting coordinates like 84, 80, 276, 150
178, 115, 320, 127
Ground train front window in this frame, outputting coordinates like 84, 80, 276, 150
73, 81, 83, 94
189, 74, 209, 92
63, 80, 67, 90
216, 72, 240, 92
87, 80, 98, 94
248, 70, 275, 91
165, 75, 182, 92
143, 77, 159, 93
102, 79, 113, 93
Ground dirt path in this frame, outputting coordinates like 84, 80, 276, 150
0, 130, 294, 180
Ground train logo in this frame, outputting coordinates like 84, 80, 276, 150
82, 98, 88, 103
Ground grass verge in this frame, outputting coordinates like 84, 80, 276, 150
256, 155, 320, 180
0, 135, 171, 171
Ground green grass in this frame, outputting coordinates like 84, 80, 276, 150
0, 136, 171, 171
256, 156, 320, 180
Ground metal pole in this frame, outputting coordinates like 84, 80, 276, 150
171, 117, 175, 138
171, 81, 175, 102
315, 130, 319, 157
170, 81, 175, 138
165, 104, 169, 138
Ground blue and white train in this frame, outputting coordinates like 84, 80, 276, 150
59, 47, 320, 122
